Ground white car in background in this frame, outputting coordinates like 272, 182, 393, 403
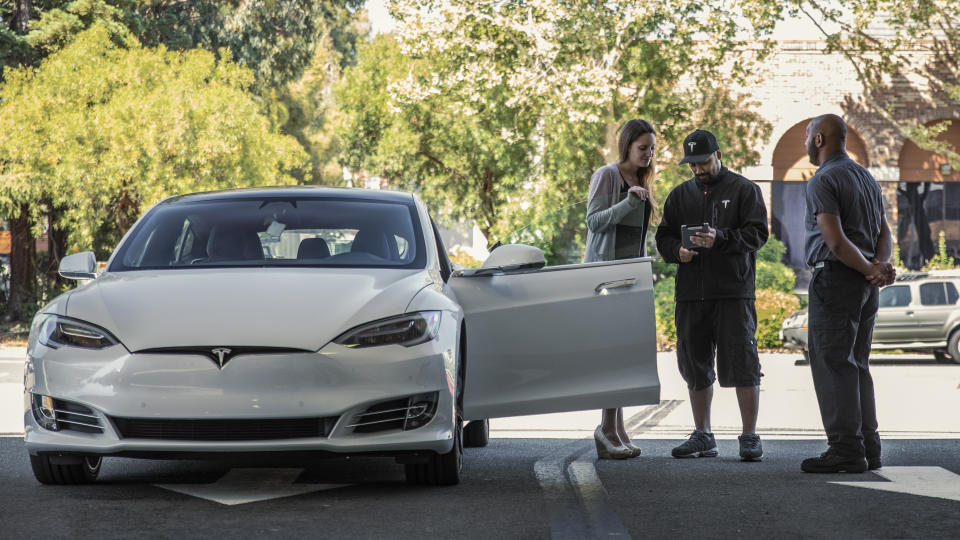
24, 187, 659, 485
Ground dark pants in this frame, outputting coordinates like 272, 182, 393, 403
808, 261, 881, 459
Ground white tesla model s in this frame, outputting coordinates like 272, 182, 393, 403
24, 187, 659, 485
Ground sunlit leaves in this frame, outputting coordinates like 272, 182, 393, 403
0, 24, 308, 254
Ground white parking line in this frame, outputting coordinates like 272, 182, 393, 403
533, 401, 680, 539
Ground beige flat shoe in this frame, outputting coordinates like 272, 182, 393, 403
594, 426, 633, 459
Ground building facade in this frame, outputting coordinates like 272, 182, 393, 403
738, 40, 960, 277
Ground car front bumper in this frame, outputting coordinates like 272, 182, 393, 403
23, 319, 459, 458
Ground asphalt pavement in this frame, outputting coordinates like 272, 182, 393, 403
1, 347, 958, 539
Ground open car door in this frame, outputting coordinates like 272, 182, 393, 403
451, 253, 659, 420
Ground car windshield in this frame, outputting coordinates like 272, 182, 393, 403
110, 196, 425, 271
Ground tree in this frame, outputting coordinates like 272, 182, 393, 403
793, 0, 960, 168
0, 24, 308, 318
336, 0, 778, 262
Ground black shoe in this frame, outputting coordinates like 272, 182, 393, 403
738, 433, 763, 461
867, 456, 882, 470
801, 450, 867, 473
672, 430, 718, 458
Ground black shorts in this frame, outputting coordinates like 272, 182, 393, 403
675, 299, 761, 390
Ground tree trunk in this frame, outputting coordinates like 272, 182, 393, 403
3, 2, 36, 321
5, 206, 36, 321
12, 0, 33, 34
45, 204, 69, 287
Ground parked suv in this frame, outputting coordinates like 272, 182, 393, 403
780, 270, 960, 364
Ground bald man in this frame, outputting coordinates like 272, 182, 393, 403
801, 114, 896, 473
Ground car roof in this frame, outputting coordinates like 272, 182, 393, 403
895, 270, 960, 282
160, 186, 416, 205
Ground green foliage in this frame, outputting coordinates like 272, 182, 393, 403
921, 231, 956, 271
756, 237, 795, 293
754, 289, 801, 348
0, 24, 308, 257
757, 235, 787, 263
332, 0, 780, 256
756, 260, 796, 294
654, 276, 677, 347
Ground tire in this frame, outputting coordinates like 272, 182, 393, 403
947, 331, 960, 364
30, 454, 101, 485
463, 419, 489, 448
404, 416, 462, 486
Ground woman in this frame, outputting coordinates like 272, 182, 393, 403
584, 118, 656, 459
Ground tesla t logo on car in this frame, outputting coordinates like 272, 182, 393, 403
211, 347, 233, 368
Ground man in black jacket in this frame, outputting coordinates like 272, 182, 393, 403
655, 129, 769, 461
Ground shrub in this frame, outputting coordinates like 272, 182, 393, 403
921, 231, 956, 271
756, 260, 795, 294
754, 289, 801, 348
654, 277, 677, 347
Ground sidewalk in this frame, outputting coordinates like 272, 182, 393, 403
491, 351, 960, 441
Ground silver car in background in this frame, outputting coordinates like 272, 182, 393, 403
25, 187, 660, 485
781, 270, 960, 364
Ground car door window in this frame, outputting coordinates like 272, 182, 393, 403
879, 285, 911, 307
919, 281, 959, 305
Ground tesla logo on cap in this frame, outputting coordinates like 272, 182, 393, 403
211, 347, 233, 368
688, 142, 696, 151
722, 199, 730, 208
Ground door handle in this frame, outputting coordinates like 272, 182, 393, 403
905, 311, 914, 316
595, 278, 637, 294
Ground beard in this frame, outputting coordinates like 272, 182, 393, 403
806, 140, 819, 166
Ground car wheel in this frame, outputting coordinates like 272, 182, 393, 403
404, 415, 462, 486
947, 331, 960, 364
463, 419, 489, 448
30, 454, 101, 485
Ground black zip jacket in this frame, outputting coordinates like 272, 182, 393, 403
655, 167, 768, 301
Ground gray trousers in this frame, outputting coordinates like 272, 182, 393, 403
807, 261, 881, 459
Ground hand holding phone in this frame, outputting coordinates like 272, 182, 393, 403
681, 223, 710, 249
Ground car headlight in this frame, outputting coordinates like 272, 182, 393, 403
334, 311, 442, 348
35, 314, 120, 349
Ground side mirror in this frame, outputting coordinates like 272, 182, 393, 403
455, 244, 545, 277
481, 244, 545, 271
59, 252, 98, 280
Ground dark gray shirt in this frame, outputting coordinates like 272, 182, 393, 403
804, 151, 884, 268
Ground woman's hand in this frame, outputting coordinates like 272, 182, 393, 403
627, 186, 649, 200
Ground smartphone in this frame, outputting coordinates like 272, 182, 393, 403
681, 223, 710, 249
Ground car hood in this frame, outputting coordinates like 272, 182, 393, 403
62, 268, 434, 351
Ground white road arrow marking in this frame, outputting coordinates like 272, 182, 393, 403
832, 466, 960, 503
155, 468, 349, 506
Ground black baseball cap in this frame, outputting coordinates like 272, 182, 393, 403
679, 129, 720, 164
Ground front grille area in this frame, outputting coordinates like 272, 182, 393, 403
110, 416, 338, 441
348, 392, 439, 434
31, 395, 104, 434
55, 400, 104, 434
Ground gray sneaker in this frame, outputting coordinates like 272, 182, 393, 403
738, 433, 763, 461
672, 430, 718, 458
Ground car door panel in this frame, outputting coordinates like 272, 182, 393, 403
874, 284, 917, 343
452, 258, 658, 420
913, 281, 959, 342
